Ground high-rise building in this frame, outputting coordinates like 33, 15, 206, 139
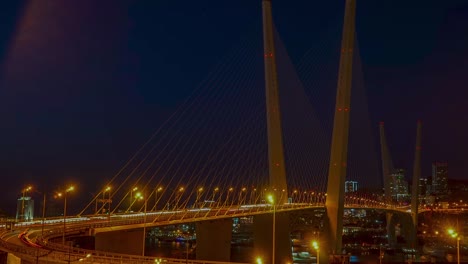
390, 169, 409, 202
16, 197, 34, 221
419, 178, 428, 196
345, 181, 358, 192
418, 178, 430, 204
432, 162, 448, 196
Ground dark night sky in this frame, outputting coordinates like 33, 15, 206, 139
0, 0, 467, 214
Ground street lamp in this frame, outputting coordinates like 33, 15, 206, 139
267, 194, 275, 264
251, 188, 257, 204
134, 192, 143, 205
196, 187, 204, 208
448, 229, 460, 264
226, 187, 233, 206
175, 187, 185, 209
292, 190, 298, 203
103, 186, 111, 222
312, 241, 319, 264
103, 186, 111, 214
61, 185, 74, 245
239, 187, 247, 204
20, 186, 32, 221
211, 187, 219, 205
256, 257, 263, 264
129, 187, 138, 212
155, 187, 163, 210
140, 192, 147, 256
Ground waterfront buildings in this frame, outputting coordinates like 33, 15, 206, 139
432, 162, 449, 197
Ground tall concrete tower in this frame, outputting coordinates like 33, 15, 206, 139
262, 0, 288, 201
325, 0, 356, 256
253, 1, 292, 264
410, 120, 422, 246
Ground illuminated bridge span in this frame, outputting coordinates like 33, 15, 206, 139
1, 0, 423, 263
2, 203, 402, 263
0, 199, 412, 264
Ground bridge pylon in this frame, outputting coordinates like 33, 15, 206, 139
254, 1, 292, 264
380, 122, 398, 246
262, 0, 288, 200
324, 0, 356, 260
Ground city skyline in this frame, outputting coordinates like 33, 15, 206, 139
0, 1, 467, 214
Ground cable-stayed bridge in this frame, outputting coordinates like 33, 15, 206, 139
2, 202, 412, 264
1, 0, 423, 263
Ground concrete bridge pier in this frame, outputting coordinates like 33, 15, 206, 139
400, 213, 416, 248
253, 212, 292, 264
387, 212, 397, 247
94, 228, 144, 255
195, 219, 232, 262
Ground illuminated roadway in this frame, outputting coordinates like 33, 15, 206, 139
0, 202, 414, 264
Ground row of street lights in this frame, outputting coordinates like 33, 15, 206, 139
86, 185, 349, 215
19, 184, 75, 245
24, 185, 324, 261
128, 186, 327, 205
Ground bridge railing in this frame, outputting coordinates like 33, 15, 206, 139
2, 232, 247, 264
2, 202, 398, 263
34, 204, 316, 262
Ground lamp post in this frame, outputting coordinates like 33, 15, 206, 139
141, 192, 147, 256
196, 187, 204, 208
239, 187, 247, 204
267, 194, 275, 264
312, 241, 319, 264
176, 187, 184, 209
226, 187, 233, 206
41, 192, 46, 238
61, 186, 74, 245
130, 192, 143, 211
104, 186, 111, 222
21, 186, 32, 221
448, 229, 460, 264
251, 188, 257, 204
211, 187, 219, 206
129, 187, 138, 212
155, 187, 163, 210
103, 186, 111, 214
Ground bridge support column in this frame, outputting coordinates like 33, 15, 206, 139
400, 214, 416, 247
387, 212, 397, 247
253, 212, 291, 264
195, 219, 232, 262
324, 0, 356, 260
6, 253, 21, 264
95, 228, 144, 255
